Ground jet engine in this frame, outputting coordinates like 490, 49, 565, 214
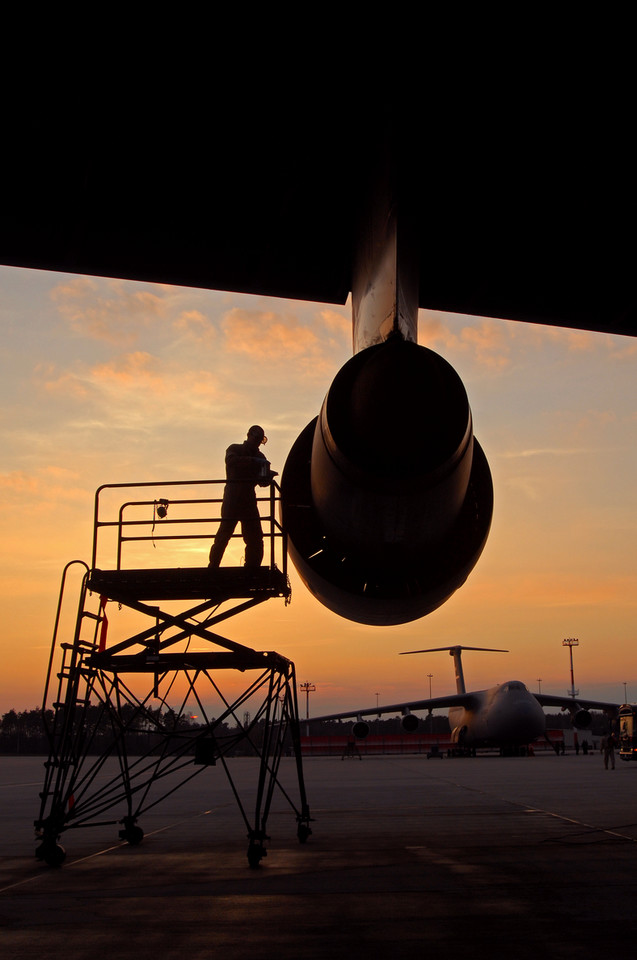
281, 337, 493, 625
401, 712, 419, 734
352, 720, 370, 739
571, 709, 593, 730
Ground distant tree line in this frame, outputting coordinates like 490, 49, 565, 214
1, 708, 52, 755
0, 705, 258, 756
307, 715, 452, 737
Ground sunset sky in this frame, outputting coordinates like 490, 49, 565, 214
1, 263, 636, 717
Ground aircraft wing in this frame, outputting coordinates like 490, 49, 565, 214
535, 693, 619, 712
311, 693, 478, 724
2, 77, 636, 338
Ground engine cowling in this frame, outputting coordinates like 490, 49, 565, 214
281, 337, 493, 625
352, 720, 370, 740
401, 713, 419, 734
572, 709, 593, 730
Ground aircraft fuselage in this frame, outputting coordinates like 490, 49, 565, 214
448, 680, 546, 747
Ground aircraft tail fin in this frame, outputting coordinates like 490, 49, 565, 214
399, 645, 508, 695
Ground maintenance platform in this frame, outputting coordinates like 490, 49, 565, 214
34, 478, 310, 871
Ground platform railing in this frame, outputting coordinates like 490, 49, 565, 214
91, 478, 286, 576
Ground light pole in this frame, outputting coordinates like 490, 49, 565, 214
537, 678, 542, 694
563, 638, 580, 755
427, 674, 433, 698
300, 682, 316, 720
562, 638, 579, 698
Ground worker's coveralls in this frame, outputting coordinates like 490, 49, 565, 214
209, 441, 270, 567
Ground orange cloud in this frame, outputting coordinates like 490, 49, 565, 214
609, 338, 637, 360
44, 370, 90, 398
88, 353, 231, 414
0, 471, 39, 494
421, 310, 635, 372
0, 466, 87, 507
420, 312, 511, 369
461, 321, 511, 369
91, 351, 164, 393
50, 277, 168, 344
319, 308, 350, 339
222, 308, 320, 358
541, 327, 598, 353
43, 351, 166, 402
38, 346, 234, 434
221, 306, 350, 379
173, 309, 217, 343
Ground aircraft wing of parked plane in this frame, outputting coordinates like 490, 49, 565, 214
310, 647, 619, 750
313, 692, 477, 723
311, 691, 620, 724
534, 693, 621, 712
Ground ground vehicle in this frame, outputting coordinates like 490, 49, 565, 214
618, 704, 637, 761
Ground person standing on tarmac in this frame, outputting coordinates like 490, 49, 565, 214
209, 425, 277, 569
601, 731, 616, 770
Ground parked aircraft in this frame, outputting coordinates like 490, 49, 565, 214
311, 646, 619, 751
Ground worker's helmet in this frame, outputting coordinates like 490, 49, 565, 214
248, 425, 266, 443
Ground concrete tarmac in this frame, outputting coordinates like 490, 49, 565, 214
2, 752, 637, 958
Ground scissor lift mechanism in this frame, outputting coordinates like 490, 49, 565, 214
34, 479, 312, 869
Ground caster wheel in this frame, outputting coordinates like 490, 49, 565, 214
247, 843, 266, 869
36, 842, 66, 867
123, 826, 144, 845
119, 818, 144, 845
297, 824, 312, 844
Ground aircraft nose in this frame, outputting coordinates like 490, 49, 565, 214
490, 696, 545, 743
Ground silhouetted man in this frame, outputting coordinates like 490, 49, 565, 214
209, 425, 276, 568
601, 732, 616, 770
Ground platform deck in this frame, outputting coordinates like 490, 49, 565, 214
87, 565, 290, 603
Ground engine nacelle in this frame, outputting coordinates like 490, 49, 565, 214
572, 709, 593, 730
281, 338, 493, 625
352, 720, 370, 740
401, 713, 419, 734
